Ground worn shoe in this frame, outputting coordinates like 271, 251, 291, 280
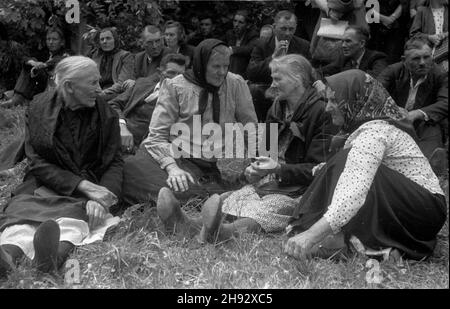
0, 246, 15, 278
33, 220, 60, 273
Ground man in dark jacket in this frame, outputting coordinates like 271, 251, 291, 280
221, 10, 259, 79
109, 53, 186, 153
122, 25, 170, 90
246, 10, 311, 121
316, 26, 388, 78
377, 37, 448, 159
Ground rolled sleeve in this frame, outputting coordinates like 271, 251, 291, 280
142, 78, 180, 169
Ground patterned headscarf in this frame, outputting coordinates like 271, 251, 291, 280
325, 69, 414, 136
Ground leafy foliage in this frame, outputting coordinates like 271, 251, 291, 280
0, 0, 294, 89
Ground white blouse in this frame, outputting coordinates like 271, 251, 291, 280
324, 120, 444, 233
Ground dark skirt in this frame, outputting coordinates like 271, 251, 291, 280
121, 147, 230, 206
290, 148, 447, 260
0, 190, 88, 233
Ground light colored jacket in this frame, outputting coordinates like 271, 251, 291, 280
143, 72, 258, 169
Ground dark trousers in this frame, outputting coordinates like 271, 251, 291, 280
14, 66, 49, 100
416, 121, 445, 158
248, 83, 273, 122
121, 147, 229, 207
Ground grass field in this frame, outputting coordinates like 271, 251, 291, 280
0, 105, 448, 289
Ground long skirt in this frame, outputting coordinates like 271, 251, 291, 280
222, 184, 299, 232
121, 147, 230, 206
289, 148, 447, 260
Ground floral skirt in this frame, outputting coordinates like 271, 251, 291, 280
222, 184, 300, 233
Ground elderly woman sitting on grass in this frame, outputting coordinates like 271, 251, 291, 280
157, 54, 337, 243
0, 56, 123, 278
284, 69, 446, 261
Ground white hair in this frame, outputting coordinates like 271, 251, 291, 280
269, 54, 314, 88
54, 56, 98, 90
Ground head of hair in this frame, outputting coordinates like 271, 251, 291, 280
234, 9, 250, 23
160, 53, 186, 69
345, 25, 370, 45
97, 27, 120, 48
54, 56, 97, 91
163, 20, 186, 43
274, 10, 297, 24
141, 25, 162, 39
404, 36, 432, 54
269, 54, 314, 88
46, 26, 65, 43
199, 13, 214, 24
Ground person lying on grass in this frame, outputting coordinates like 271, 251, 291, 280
0, 56, 123, 278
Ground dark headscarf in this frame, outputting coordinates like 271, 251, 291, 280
325, 69, 416, 147
98, 27, 120, 88
183, 39, 227, 123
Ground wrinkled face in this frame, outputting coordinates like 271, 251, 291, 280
99, 30, 115, 52
342, 29, 364, 58
200, 18, 213, 36
161, 62, 186, 80
164, 26, 179, 48
205, 52, 229, 87
65, 65, 101, 110
274, 16, 297, 42
270, 65, 298, 100
405, 45, 433, 77
142, 31, 164, 58
233, 14, 247, 36
325, 87, 345, 126
46, 31, 64, 53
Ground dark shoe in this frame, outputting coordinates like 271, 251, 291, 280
157, 187, 200, 237
430, 147, 448, 176
33, 220, 60, 273
198, 194, 223, 244
0, 246, 15, 278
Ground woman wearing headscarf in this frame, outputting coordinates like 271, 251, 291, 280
0, 56, 123, 277
121, 39, 257, 210
90, 27, 135, 101
284, 69, 446, 261
156, 54, 337, 242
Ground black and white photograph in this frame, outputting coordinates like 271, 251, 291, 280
0, 0, 448, 290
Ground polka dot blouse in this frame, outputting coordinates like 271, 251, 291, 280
324, 120, 444, 234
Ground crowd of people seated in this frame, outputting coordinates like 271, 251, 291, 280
0, 1, 448, 278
